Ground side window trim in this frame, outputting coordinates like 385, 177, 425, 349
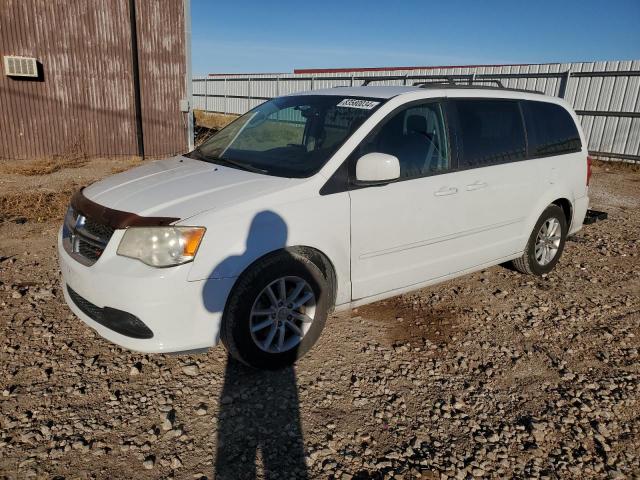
443, 100, 462, 171
518, 100, 530, 159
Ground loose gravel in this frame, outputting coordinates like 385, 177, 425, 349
0, 162, 638, 479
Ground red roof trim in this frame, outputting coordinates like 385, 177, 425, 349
208, 72, 287, 77
293, 63, 560, 74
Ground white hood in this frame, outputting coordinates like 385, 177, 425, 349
83, 156, 292, 220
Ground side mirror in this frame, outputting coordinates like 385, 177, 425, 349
355, 152, 400, 185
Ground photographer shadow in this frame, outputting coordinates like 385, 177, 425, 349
202, 211, 308, 480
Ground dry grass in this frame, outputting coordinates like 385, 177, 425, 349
194, 110, 238, 130
110, 156, 144, 174
0, 155, 89, 176
0, 187, 76, 223
592, 158, 640, 172
0, 156, 146, 224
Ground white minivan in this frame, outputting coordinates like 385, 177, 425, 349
59, 85, 590, 369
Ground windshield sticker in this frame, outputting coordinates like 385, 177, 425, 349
337, 99, 380, 110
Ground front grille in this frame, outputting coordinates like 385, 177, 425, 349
62, 207, 115, 266
78, 240, 103, 262
84, 218, 115, 241
67, 286, 154, 339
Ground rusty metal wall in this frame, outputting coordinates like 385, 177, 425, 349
136, 0, 188, 157
0, 0, 188, 160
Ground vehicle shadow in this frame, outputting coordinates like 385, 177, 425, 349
202, 211, 308, 480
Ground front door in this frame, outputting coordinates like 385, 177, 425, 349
349, 100, 471, 300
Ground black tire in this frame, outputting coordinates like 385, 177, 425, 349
220, 250, 331, 369
511, 204, 568, 276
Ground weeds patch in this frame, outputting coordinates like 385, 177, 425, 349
592, 158, 640, 172
194, 110, 237, 131
110, 157, 144, 174
0, 187, 76, 223
0, 155, 87, 176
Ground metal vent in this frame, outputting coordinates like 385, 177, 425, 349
3, 56, 38, 77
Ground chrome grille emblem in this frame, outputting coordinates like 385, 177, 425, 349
70, 214, 86, 253
75, 214, 86, 230
62, 207, 112, 266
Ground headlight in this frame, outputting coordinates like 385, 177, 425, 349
116, 227, 205, 267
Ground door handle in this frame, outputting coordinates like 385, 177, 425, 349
465, 181, 488, 191
434, 187, 458, 197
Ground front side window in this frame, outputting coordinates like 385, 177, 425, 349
452, 99, 526, 168
188, 95, 383, 178
355, 101, 450, 179
522, 100, 582, 156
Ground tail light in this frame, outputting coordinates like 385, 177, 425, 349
586, 155, 593, 186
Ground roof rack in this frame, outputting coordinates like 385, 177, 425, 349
413, 78, 504, 88
361, 75, 416, 86
417, 84, 544, 94
361, 74, 542, 94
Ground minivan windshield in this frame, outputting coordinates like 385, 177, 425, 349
187, 95, 383, 178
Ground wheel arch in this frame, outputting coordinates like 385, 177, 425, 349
551, 197, 573, 229
519, 191, 574, 254
286, 246, 338, 307
223, 245, 338, 317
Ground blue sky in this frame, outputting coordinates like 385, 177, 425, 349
191, 0, 640, 75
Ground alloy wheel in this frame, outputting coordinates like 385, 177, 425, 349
249, 276, 316, 353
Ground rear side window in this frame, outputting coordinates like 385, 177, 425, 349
452, 99, 526, 168
522, 101, 582, 156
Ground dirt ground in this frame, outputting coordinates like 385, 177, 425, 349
0, 158, 638, 479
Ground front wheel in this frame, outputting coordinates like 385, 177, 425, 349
220, 251, 331, 369
511, 204, 568, 276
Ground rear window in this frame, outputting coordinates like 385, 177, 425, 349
452, 99, 527, 168
522, 101, 582, 156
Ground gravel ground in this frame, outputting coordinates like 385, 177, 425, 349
0, 161, 638, 479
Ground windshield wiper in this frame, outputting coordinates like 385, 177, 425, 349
211, 156, 268, 174
189, 148, 267, 174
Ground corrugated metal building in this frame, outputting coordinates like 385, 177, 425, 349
0, 0, 192, 160
193, 61, 640, 162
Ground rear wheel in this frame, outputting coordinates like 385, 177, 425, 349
220, 251, 331, 369
512, 204, 567, 276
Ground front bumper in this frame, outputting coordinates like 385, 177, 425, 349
58, 228, 236, 353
